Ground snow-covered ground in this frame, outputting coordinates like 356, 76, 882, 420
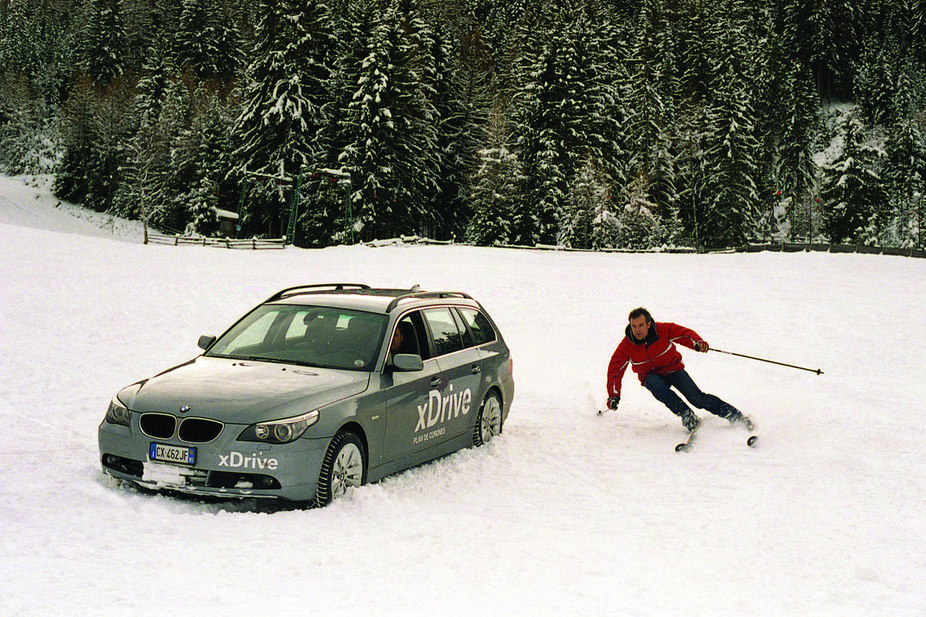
1, 174, 924, 616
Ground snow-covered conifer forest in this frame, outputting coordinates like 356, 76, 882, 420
1, 0, 925, 249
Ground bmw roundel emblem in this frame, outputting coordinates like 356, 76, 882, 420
180, 405, 191, 413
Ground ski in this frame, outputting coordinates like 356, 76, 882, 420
738, 415, 759, 448
675, 423, 699, 452
676, 416, 757, 451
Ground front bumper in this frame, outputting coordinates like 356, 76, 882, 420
98, 418, 329, 502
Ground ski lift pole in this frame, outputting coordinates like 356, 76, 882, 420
710, 347, 823, 375
235, 177, 251, 239
343, 178, 353, 244
285, 166, 305, 245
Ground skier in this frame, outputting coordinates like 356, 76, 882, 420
606, 307, 748, 432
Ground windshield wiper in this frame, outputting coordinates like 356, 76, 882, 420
209, 353, 283, 363
213, 354, 328, 369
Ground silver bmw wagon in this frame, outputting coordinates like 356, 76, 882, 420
98, 284, 514, 506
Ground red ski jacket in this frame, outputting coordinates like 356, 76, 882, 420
607, 322, 705, 398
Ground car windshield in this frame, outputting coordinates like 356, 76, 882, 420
205, 304, 388, 372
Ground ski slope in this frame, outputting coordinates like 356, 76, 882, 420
1, 174, 924, 616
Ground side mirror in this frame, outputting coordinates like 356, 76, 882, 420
392, 353, 424, 372
198, 335, 217, 351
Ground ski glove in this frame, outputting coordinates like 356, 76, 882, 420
695, 340, 709, 353
607, 396, 620, 410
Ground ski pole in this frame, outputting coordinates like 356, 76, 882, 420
710, 347, 824, 375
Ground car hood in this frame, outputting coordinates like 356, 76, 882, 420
125, 356, 370, 423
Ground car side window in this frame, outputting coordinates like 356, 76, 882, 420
451, 308, 473, 348
390, 315, 420, 356
422, 307, 465, 357
457, 307, 497, 346
404, 311, 432, 360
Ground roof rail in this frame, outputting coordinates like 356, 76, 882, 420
266, 283, 371, 302
385, 291, 474, 313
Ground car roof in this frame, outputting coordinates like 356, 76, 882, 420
265, 284, 481, 314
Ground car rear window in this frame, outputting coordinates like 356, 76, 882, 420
422, 307, 465, 356
458, 307, 497, 346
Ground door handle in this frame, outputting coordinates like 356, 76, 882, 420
470, 364, 482, 374
430, 377, 442, 387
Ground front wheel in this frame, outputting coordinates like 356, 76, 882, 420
473, 392, 503, 447
315, 431, 366, 506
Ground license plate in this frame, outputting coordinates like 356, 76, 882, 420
149, 442, 196, 465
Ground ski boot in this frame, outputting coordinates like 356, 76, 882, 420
681, 411, 701, 432
725, 410, 754, 431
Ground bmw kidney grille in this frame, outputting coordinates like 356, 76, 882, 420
139, 413, 176, 439
178, 418, 224, 443
140, 413, 223, 443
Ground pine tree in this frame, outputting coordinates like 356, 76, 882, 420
338, 0, 440, 241
743, 1, 779, 241
820, 111, 886, 244
695, 0, 762, 248
54, 0, 131, 209
775, 66, 819, 242
132, 39, 171, 132
0, 0, 32, 78
112, 36, 174, 229
505, 3, 555, 246
560, 152, 613, 249
529, 21, 575, 245
54, 75, 135, 213
467, 102, 524, 246
54, 77, 95, 206
0, 74, 55, 175
173, 87, 238, 235
428, 24, 486, 241
855, 38, 898, 127
614, 169, 668, 249
78, 0, 128, 87
622, 0, 678, 230
882, 119, 926, 248
0, 0, 73, 174
509, 1, 625, 246
469, 0, 529, 56
174, 0, 241, 82
306, 0, 382, 245
148, 75, 192, 230
117, 90, 170, 241
232, 0, 336, 238
674, 100, 711, 248
589, 199, 621, 250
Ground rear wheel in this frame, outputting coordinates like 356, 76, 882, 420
315, 431, 366, 506
473, 392, 503, 446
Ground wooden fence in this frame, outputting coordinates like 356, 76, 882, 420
737, 242, 926, 258
364, 236, 926, 258
148, 233, 285, 250
149, 232, 923, 258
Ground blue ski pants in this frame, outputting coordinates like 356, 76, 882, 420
642, 369, 739, 420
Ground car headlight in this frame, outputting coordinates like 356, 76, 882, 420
238, 410, 319, 444
105, 396, 132, 427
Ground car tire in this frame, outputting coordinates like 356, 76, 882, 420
473, 391, 503, 447
315, 431, 366, 506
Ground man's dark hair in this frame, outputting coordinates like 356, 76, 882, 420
628, 307, 653, 324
